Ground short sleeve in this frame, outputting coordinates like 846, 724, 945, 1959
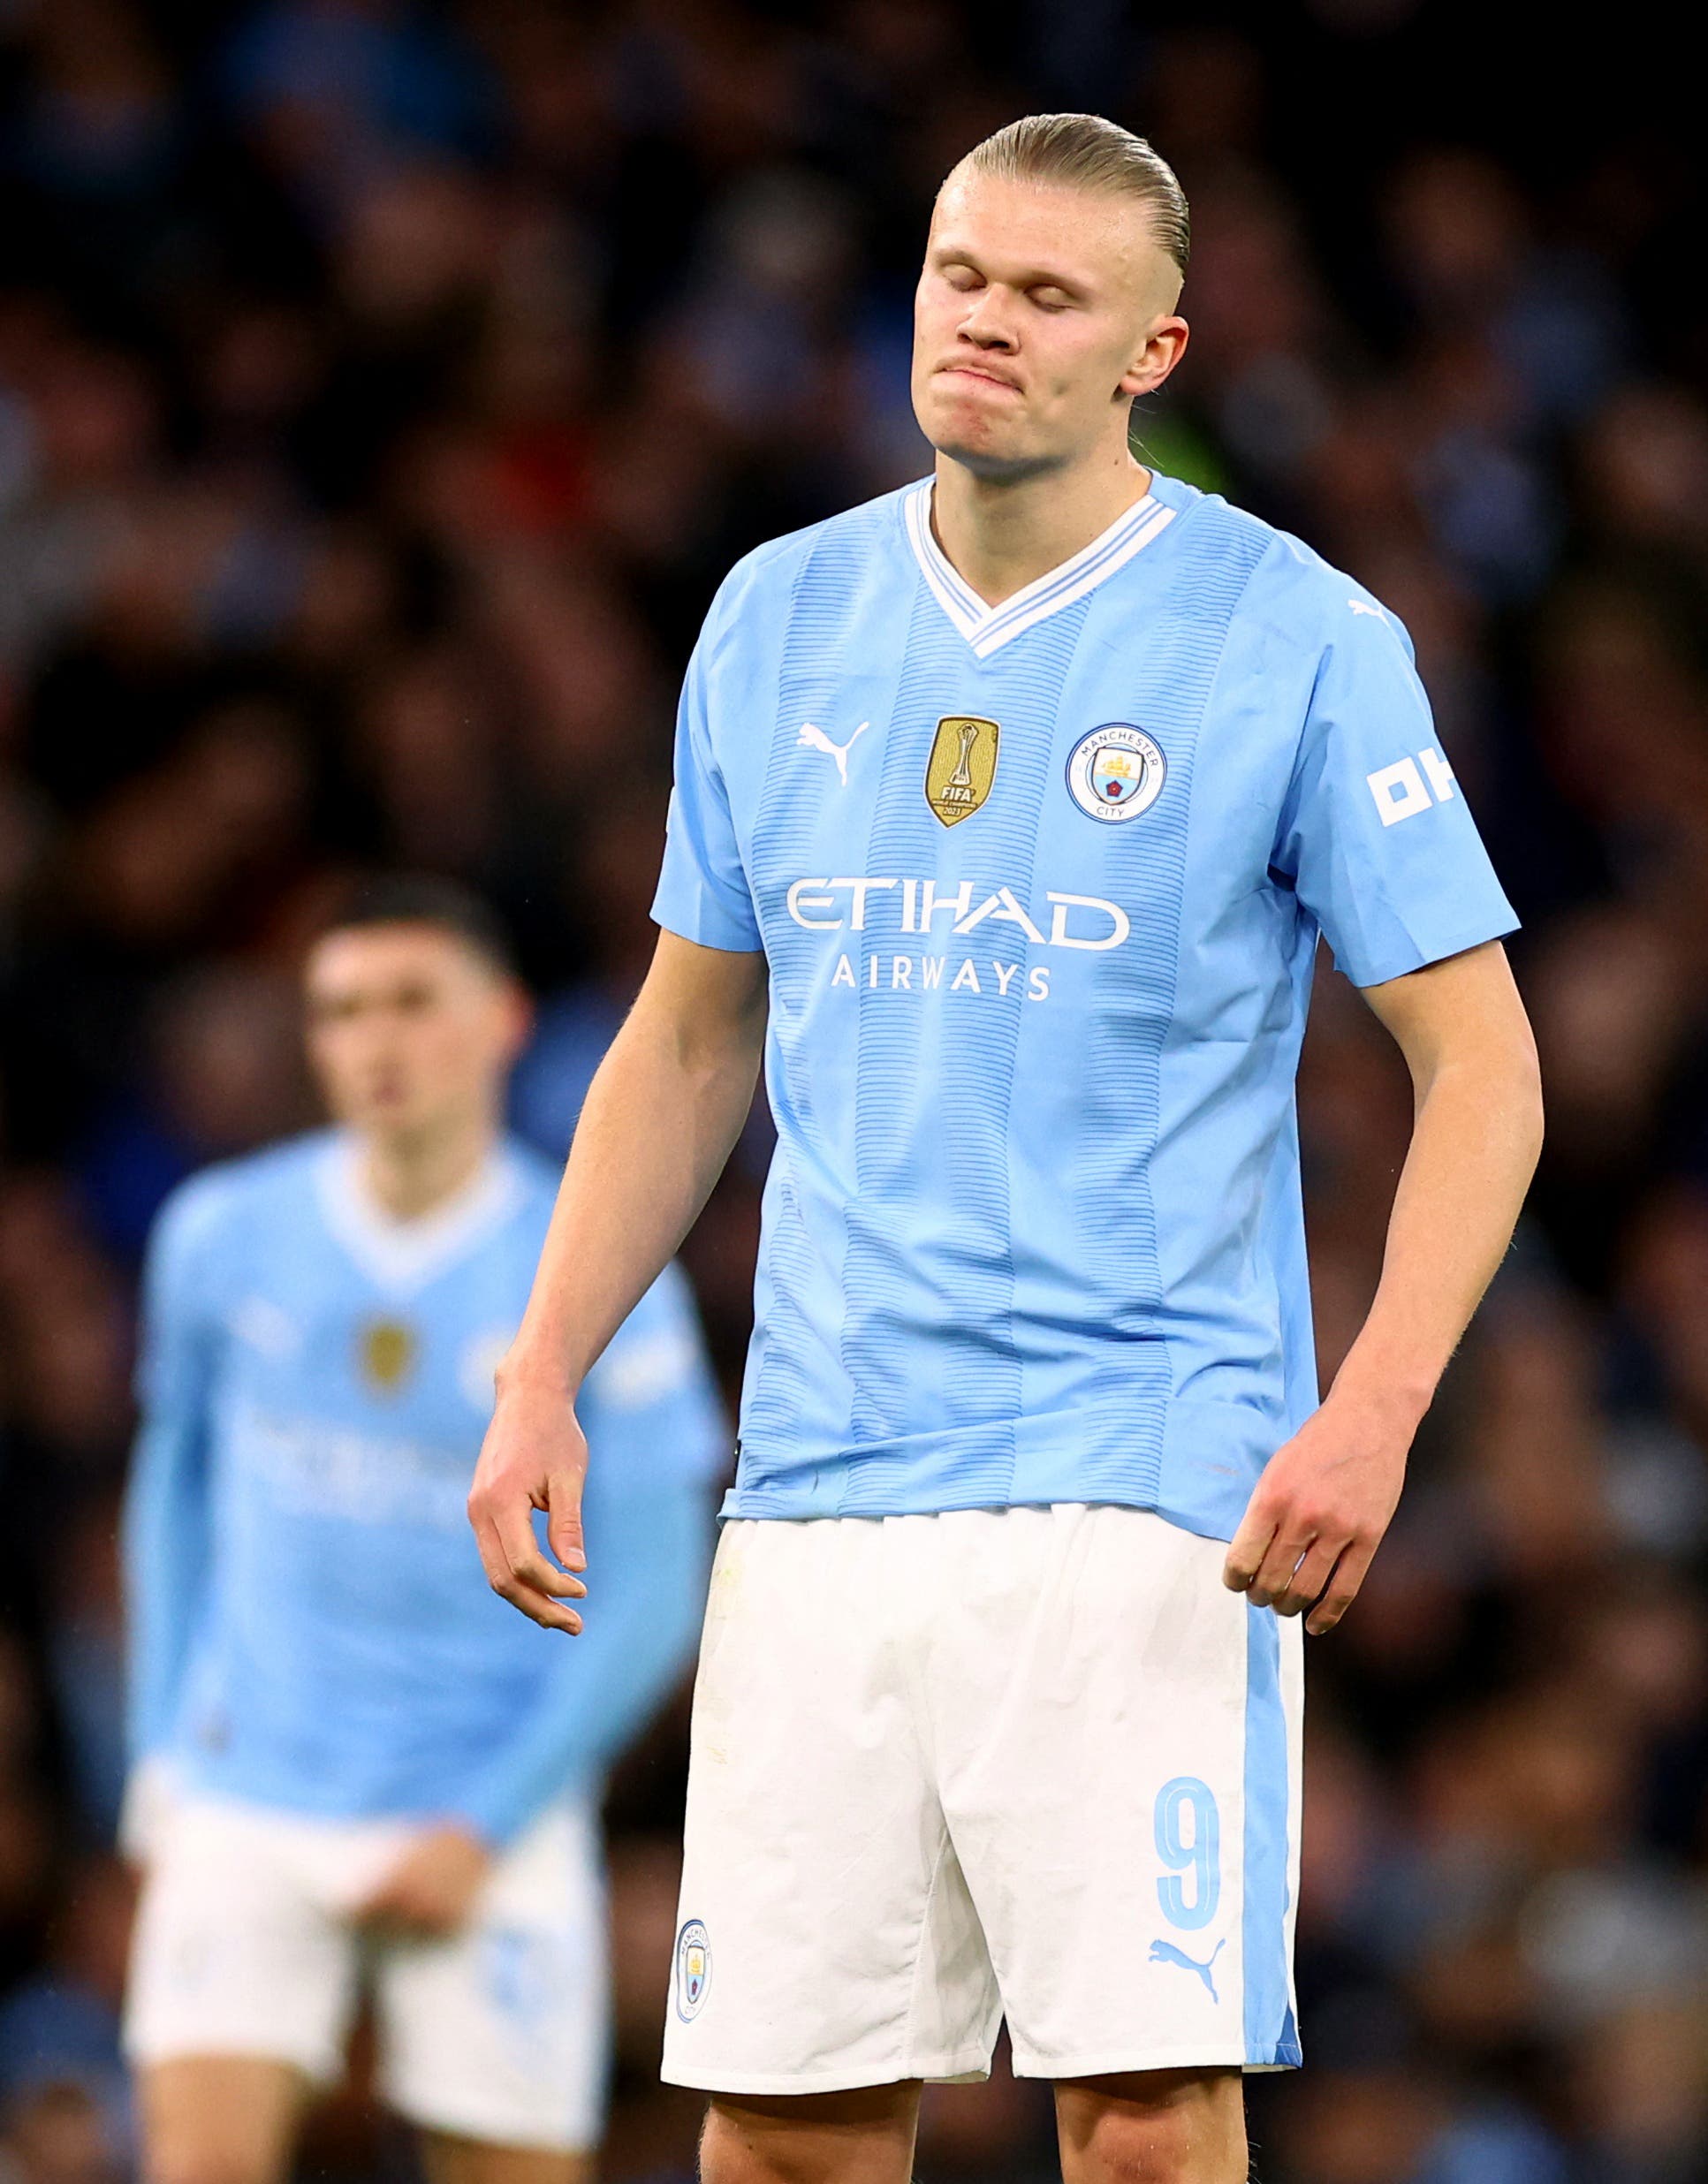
1271, 596, 1519, 987
650, 598, 763, 952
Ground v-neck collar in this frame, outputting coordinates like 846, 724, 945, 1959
316, 1134, 523, 1293
903, 474, 1180, 659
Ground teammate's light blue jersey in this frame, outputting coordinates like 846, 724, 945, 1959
652, 472, 1518, 1538
124, 1132, 726, 1845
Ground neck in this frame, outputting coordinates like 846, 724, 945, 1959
359, 1111, 496, 1222
930, 444, 1153, 609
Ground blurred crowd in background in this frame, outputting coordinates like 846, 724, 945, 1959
2, 1, 1706, 2180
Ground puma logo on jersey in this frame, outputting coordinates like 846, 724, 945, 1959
1149, 1937, 1225, 2003
1347, 599, 1385, 619
797, 720, 869, 785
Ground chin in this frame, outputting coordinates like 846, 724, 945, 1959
361, 1103, 421, 1137
919, 394, 1051, 474
922, 413, 1018, 473
930, 434, 1054, 484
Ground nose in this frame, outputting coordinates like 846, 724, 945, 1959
957, 288, 1019, 353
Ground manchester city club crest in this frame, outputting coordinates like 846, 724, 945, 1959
357, 1315, 417, 1393
675, 1917, 711, 2021
1066, 723, 1166, 823
925, 714, 1000, 826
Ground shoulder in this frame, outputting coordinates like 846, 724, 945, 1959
700, 485, 915, 647
1158, 476, 1416, 664
145, 1132, 331, 1283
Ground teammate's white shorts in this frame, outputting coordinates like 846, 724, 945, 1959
125, 1794, 607, 2151
663, 1505, 1303, 2094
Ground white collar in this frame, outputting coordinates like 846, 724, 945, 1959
904, 478, 1178, 659
317, 1135, 522, 1293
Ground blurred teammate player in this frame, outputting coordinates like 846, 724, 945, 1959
123, 877, 725, 2184
470, 116, 1544, 2184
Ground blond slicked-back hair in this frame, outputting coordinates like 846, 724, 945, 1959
953, 113, 1189, 277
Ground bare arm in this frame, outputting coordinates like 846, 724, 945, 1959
1224, 938, 1545, 1633
469, 929, 767, 1629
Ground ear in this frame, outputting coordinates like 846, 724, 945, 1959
1118, 313, 1190, 401
495, 979, 535, 1067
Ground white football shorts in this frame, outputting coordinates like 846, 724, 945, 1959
125, 1794, 607, 2151
662, 1504, 1302, 2094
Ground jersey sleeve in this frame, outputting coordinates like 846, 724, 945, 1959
1270, 595, 1519, 988
453, 1465, 714, 1845
650, 584, 764, 952
123, 1174, 229, 1762
449, 1265, 727, 1845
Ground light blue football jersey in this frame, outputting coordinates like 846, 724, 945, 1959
124, 1132, 726, 1843
652, 471, 1519, 1538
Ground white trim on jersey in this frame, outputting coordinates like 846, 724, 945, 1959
315, 1137, 526, 1293
904, 479, 1178, 659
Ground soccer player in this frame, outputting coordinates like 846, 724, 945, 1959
122, 877, 725, 2184
468, 115, 1545, 2184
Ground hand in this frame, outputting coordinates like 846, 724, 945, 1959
1222, 1392, 1412, 1635
353, 1824, 491, 1940
467, 1368, 590, 1632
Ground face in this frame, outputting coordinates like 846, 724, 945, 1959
911, 167, 1188, 480
304, 922, 528, 1145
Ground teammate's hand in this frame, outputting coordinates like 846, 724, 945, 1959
1221, 1391, 1410, 1634
353, 1824, 491, 1939
467, 1368, 590, 1632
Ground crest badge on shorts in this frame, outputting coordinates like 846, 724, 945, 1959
1066, 723, 1166, 823
675, 1918, 711, 2020
925, 715, 1000, 826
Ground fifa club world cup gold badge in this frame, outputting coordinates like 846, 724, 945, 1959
925, 715, 999, 826
358, 1316, 417, 1393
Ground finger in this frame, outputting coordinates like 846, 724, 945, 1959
1272, 1536, 1344, 1619
492, 1502, 588, 1600
546, 1475, 586, 1574
1223, 1502, 1277, 1592
504, 1545, 588, 1601
470, 1513, 515, 1596
1306, 1538, 1378, 1636
492, 1572, 585, 1635
494, 1577, 585, 1635
478, 1511, 586, 1633
474, 1490, 588, 1631
1246, 1528, 1317, 1609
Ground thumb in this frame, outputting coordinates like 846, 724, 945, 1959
1223, 1497, 1274, 1592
